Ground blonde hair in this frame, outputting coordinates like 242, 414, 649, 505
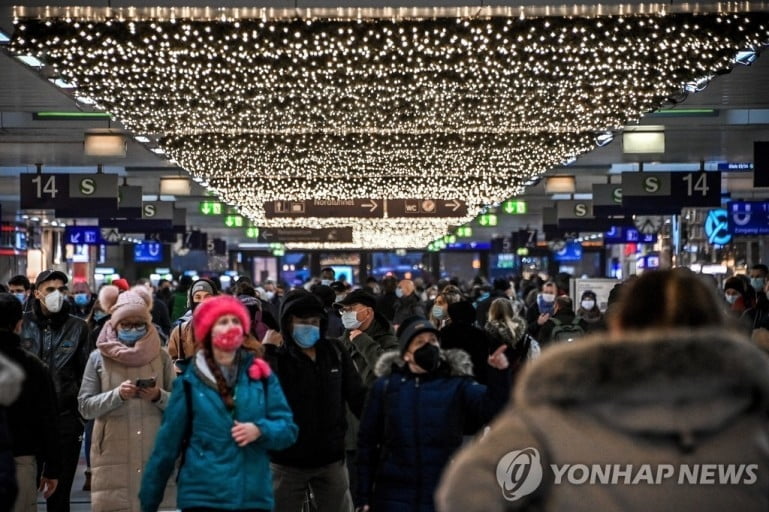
488, 298, 521, 337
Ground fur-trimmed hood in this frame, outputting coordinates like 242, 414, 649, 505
484, 318, 526, 347
515, 328, 769, 435
374, 348, 474, 378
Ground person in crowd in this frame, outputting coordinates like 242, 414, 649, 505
329, 281, 348, 304
525, 280, 557, 340
263, 280, 281, 310
7, 275, 31, 312
0, 293, 61, 512
154, 279, 173, 311
232, 282, 279, 348
437, 268, 769, 512
169, 276, 193, 322
484, 297, 536, 382
78, 287, 176, 511
356, 317, 510, 512
68, 281, 95, 320
20, 269, 91, 512
364, 277, 381, 296
320, 267, 336, 287
0, 350, 24, 512
337, 289, 399, 500
168, 278, 218, 369
312, 284, 346, 339
393, 279, 426, 329
576, 289, 606, 333
135, 278, 172, 338
749, 264, 769, 320
537, 295, 588, 346
475, 278, 513, 328
440, 300, 492, 385
376, 276, 399, 323
81, 284, 121, 492
429, 285, 464, 329
262, 290, 367, 512
724, 276, 761, 335
140, 295, 297, 512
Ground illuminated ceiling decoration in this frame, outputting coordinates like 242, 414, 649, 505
10, 5, 769, 248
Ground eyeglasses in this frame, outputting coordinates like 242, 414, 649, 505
339, 306, 364, 314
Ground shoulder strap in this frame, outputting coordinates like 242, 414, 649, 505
179, 379, 193, 473
550, 317, 562, 326
571, 317, 582, 326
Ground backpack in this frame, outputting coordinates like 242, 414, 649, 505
549, 317, 585, 343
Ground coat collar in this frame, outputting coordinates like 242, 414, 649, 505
374, 348, 474, 378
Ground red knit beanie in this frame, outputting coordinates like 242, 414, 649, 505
192, 295, 251, 344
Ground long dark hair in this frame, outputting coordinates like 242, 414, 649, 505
202, 337, 237, 411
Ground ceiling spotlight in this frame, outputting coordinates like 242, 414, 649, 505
134, 135, 151, 143
84, 130, 127, 157
735, 49, 758, 65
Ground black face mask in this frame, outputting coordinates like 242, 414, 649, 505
413, 343, 440, 373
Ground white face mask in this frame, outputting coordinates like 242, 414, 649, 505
541, 293, 556, 303
263, 291, 275, 301
341, 311, 362, 330
321, 279, 332, 286
581, 300, 595, 311
43, 290, 64, 313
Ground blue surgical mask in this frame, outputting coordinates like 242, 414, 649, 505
93, 311, 108, 322
725, 294, 739, 305
74, 293, 90, 306
431, 305, 445, 320
751, 278, 765, 291
395, 288, 404, 298
13, 293, 26, 303
117, 325, 147, 346
293, 324, 320, 348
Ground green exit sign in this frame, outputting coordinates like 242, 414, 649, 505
245, 227, 260, 238
272, 248, 285, 256
502, 200, 527, 215
479, 214, 498, 227
224, 215, 244, 228
456, 226, 473, 237
199, 201, 223, 215
443, 234, 457, 244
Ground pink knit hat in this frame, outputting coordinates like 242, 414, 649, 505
110, 289, 152, 326
192, 295, 251, 344
98, 285, 120, 312
112, 278, 130, 292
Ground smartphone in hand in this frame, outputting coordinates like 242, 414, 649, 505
135, 377, 156, 389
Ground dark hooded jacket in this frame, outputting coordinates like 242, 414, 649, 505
393, 293, 426, 327
440, 301, 492, 385
356, 349, 510, 512
20, 299, 91, 420
438, 329, 769, 512
264, 291, 367, 468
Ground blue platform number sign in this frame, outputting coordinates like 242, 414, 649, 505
704, 209, 731, 246
134, 242, 163, 262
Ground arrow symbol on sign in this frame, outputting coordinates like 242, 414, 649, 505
361, 200, 379, 213
444, 199, 462, 212
70, 232, 81, 243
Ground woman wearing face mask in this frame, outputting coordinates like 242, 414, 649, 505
724, 276, 760, 335
355, 317, 510, 512
141, 295, 297, 512
576, 290, 606, 333
428, 285, 463, 329
78, 287, 176, 511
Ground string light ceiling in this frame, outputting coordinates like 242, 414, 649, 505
9, 6, 769, 248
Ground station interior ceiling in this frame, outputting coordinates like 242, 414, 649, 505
1, 1, 768, 250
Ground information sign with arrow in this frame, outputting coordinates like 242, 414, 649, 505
258, 227, 354, 243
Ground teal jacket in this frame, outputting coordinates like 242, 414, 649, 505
139, 350, 298, 511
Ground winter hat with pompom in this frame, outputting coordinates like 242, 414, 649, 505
192, 295, 251, 344
97, 285, 120, 313
109, 290, 152, 326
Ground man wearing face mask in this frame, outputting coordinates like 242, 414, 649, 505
20, 270, 92, 512
526, 280, 557, 341
68, 281, 94, 320
263, 290, 367, 512
167, 278, 218, 370
7, 275, 31, 312
355, 317, 510, 512
393, 279, 426, 330
320, 267, 336, 287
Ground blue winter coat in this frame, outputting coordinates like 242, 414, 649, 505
356, 349, 510, 512
139, 350, 298, 511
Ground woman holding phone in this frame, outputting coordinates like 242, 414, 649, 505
78, 286, 175, 511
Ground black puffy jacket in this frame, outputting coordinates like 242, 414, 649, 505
265, 291, 367, 468
356, 349, 510, 512
19, 300, 91, 418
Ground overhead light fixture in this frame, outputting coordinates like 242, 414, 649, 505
16, 55, 44, 67
623, 126, 665, 154
150, 147, 166, 155
84, 130, 127, 157
159, 177, 191, 196
48, 78, 75, 88
74, 95, 96, 105
134, 135, 151, 143
0, 30, 10, 44
545, 176, 577, 194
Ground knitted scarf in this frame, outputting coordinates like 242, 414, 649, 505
96, 321, 161, 367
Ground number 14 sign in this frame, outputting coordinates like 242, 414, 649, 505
20, 173, 118, 210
